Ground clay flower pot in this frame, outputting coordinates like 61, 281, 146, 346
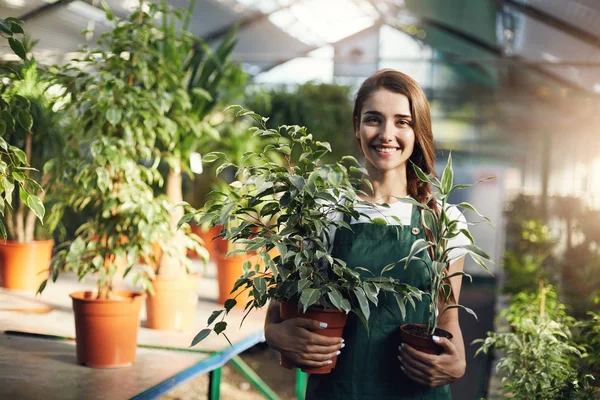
0, 240, 54, 291
279, 301, 348, 374
71, 290, 144, 368
188, 224, 224, 259
399, 323, 453, 355
145, 274, 200, 331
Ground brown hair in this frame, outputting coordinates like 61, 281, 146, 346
353, 69, 438, 212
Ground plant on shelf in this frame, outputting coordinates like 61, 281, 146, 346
394, 154, 494, 353
0, 18, 53, 291
182, 107, 423, 373
474, 284, 596, 399
41, 136, 175, 368
53, 1, 216, 331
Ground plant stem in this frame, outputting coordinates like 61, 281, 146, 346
157, 166, 186, 276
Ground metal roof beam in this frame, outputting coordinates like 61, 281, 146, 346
202, 0, 303, 43
503, 0, 600, 50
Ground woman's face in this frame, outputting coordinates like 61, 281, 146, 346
355, 89, 415, 174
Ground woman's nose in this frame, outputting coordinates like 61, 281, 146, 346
378, 121, 395, 142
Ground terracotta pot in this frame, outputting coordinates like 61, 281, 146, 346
0, 240, 54, 291
71, 290, 144, 368
279, 301, 348, 374
145, 275, 199, 331
138, 242, 163, 266
214, 252, 259, 309
188, 224, 223, 259
399, 323, 453, 355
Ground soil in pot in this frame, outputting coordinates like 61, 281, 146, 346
399, 323, 453, 355
0, 240, 54, 291
279, 301, 348, 374
71, 290, 144, 368
145, 275, 200, 331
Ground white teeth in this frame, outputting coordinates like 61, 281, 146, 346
375, 147, 398, 153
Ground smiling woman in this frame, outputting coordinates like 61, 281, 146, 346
264, 69, 469, 400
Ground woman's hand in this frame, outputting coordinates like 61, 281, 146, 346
265, 317, 344, 369
397, 336, 466, 387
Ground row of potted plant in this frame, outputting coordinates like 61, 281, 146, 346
0, 2, 246, 369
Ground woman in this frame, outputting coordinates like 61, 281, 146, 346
264, 69, 469, 399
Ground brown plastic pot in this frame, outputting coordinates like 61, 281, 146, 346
145, 275, 200, 331
71, 290, 144, 368
279, 301, 348, 374
0, 240, 54, 291
399, 323, 453, 355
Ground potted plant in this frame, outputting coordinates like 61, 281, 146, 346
474, 284, 596, 399
182, 107, 424, 374
0, 18, 50, 290
208, 112, 287, 308
395, 154, 494, 354
54, 1, 210, 331
41, 136, 174, 368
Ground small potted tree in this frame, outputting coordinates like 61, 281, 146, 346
40, 136, 174, 368
182, 107, 424, 374
54, 1, 209, 331
396, 154, 494, 354
0, 18, 50, 290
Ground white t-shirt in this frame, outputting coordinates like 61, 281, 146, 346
327, 197, 470, 264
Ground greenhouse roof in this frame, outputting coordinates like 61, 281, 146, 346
0, 0, 599, 93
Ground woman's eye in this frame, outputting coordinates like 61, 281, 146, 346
398, 120, 411, 126
365, 117, 379, 123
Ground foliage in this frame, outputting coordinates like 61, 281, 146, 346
183, 107, 423, 345
41, 138, 203, 299
397, 154, 494, 336
502, 219, 555, 295
1, 35, 66, 242
577, 310, 600, 378
474, 285, 596, 399
243, 82, 357, 164
0, 18, 45, 240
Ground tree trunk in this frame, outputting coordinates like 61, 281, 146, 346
157, 166, 186, 277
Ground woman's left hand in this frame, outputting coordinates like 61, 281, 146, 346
397, 336, 466, 387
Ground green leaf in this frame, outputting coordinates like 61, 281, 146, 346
203, 152, 225, 163
8, 37, 26, 60
422, 209, 438, 241
327, 290, 347, 312
371, 217, 387, 225
190, 329, 211, 347
106, 108, 122, 126
17, 109, 33, 131
404, 239, 431, 268
394, 293, 407, 320
440, 153, 453, 194
207, 310, 224, 326
381, 261, 399, 274
455, 202, 492, 225
253, 277, 267, 301
26, 194, 45, 221
214, 321, 227, 334
315, 141, 332, 152
354, 288, 370, 323
299, 288, 321, 313
224, 299, 237, 312
442, 304, 478, 321
412, 163, 433, 185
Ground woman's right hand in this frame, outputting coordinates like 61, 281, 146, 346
264, 317, 344, 368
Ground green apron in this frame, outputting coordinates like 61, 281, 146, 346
306, 205, 452, 400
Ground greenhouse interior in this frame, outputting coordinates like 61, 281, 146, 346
1, 0, 599, 399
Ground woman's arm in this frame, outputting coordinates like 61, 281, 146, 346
398, 257, 467, 387
264, 299, 344, 369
